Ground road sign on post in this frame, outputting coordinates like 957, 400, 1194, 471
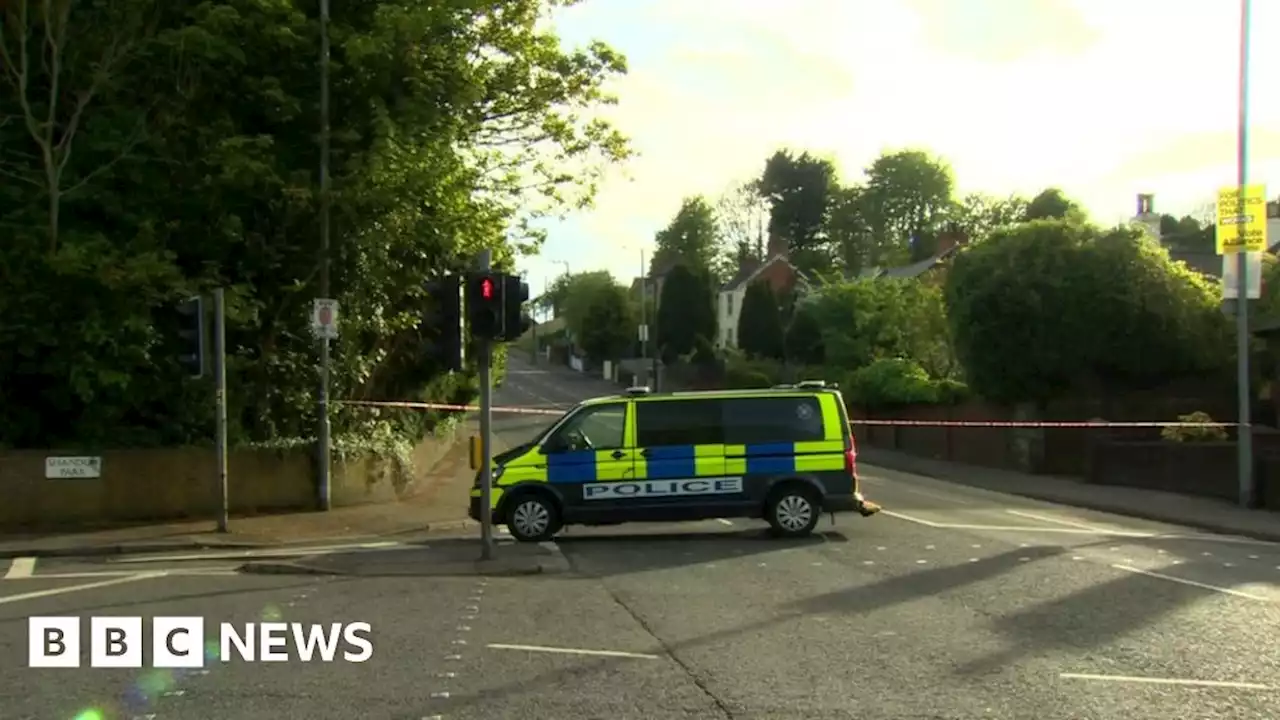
1223, 251, 1262, 299
1216, 184, 1268, 254
312, 299, 339, 339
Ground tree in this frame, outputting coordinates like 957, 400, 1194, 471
826, 185, 875, 278
713, 179, 768, 277
1024, 188, 1081, 221
655, 264, 715, 363
804, 279, 956, 380
737, 280, 784, 360
860, 149, 955, 263
0, 0, 633, 448
575, 281, 636, 363
651, 196, 720, 280
948, 192, 1029, 243
785, 302, 824, 365
758, 149, 836, 268
945, 218, 1231, 404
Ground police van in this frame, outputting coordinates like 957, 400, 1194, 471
468, 382, 881, 542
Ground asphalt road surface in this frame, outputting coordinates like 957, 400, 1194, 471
4, 356, 1279, 719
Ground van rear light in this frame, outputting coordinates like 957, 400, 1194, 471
845, 446, 857, 476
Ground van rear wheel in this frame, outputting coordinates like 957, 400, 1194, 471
506, 493, 562, 543
765, 486, 820, 538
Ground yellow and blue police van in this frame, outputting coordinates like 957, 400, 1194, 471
468, 381, 881, 542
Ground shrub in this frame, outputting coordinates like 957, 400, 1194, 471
843, 358, 969, 410
1161, 411, 1228, 443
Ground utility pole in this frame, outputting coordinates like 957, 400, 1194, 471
214, 288, 229, 533
476, 250, 495, 561
1234, 0, 1254, 508
316, 0, 333, 510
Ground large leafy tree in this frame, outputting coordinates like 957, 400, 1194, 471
0, 0, 631, 448
651, 195, 720, 280
737, 280, 784, 360
860, 149, 955, 262
758, 149, 836, 273
655, 264, 715, 363
945, 217, 1231, 404
575, 281, 636, 363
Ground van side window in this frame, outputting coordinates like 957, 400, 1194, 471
722, 397, 825, 444
545, 403, 627, 451
635, 400, 723, 446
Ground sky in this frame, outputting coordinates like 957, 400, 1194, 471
516, 0, 1280, 296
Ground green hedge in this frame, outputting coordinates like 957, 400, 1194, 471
842, 358, 970, 410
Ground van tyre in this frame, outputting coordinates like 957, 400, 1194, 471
505, 492, 562, 543
765, 485, 821, 538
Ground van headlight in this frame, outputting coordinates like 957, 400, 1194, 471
472, 466, 504, 488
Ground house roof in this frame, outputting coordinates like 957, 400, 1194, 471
864, 245, 961, 280
720, 254, 810, 292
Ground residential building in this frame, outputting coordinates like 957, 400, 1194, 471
715, 232, 809, 349
1129, 192, 1280, 280
859, 227, 970, 282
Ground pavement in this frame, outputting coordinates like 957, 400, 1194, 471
4, 357, 1280, 718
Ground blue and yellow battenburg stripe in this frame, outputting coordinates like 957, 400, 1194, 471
470, 391, 851, 510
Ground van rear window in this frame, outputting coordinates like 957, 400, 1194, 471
721, 396, 825, 444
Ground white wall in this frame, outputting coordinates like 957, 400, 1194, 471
717, 288, 745, 349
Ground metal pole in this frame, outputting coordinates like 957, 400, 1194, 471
214, 288, 229, 533
477, 250, 494, 560
317, 0, 333, 511
639, 249, 647, 364
1235, 0, 1253, 508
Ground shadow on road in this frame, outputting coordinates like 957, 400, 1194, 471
434, 546, 1054, 714
555, 528, 847, 577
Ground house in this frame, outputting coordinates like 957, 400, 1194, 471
715, 232, 810, 349
859, 227, 970, 281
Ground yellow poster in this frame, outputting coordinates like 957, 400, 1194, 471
1216, 184, 1268, 254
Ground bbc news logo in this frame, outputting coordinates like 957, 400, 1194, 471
28, 617, 373, 668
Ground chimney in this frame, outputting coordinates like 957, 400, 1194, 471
1137, 193, 1154, 217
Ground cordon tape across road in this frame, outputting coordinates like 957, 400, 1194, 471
335, 399, 1236, 428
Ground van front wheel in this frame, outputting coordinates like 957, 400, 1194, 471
765, 486, 820, 538
506, 493, 562, 543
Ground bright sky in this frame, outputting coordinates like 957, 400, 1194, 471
517, 0, 1280, 295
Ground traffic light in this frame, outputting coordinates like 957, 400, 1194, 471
177, 296, 205, 377
500, 274, 531, 342
425, 275, 466, 371
466, 272, 503, 340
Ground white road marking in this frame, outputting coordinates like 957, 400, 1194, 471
4, 557, 36, 579
487, 643, 660, 660
27, 570, 242, 579
715, 519, 734, 526
109, 541, 404, 563
1059, 672, 1272, 690
1007, 509, 1112, 532
0, 572, 165, 605
878, 482, 977, 505
882, 510, 940, 526
1111, 564, 1271, 602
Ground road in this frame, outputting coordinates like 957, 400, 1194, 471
3, 355, 1279, 719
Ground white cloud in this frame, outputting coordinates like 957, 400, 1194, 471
521, 0, 1280, 290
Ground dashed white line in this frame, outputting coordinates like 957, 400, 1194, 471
4, 557, 36, 579
487, 643, 660, 660
715, 518, 734, 526
1006, 509, 1111, 532
1060, 672, 1272, 690
1111, 564, 1270, 602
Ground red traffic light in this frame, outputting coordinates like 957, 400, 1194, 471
480, 278, 494, 300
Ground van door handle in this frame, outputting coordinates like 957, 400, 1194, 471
610, 450, 626, 460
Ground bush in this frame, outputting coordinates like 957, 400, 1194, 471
724, 357, 783, 388
843, 358, 969, 410
1161, 411, 1228, 443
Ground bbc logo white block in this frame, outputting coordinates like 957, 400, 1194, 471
153, 617, 204, 668
28, 617, 80, 668
91, 616, 143, 667
29, 616, 202, 668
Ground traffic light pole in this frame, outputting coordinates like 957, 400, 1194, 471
213, 288, 229, 533
476, 250, 495, 561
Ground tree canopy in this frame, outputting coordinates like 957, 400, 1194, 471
0, 0, 631, 448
